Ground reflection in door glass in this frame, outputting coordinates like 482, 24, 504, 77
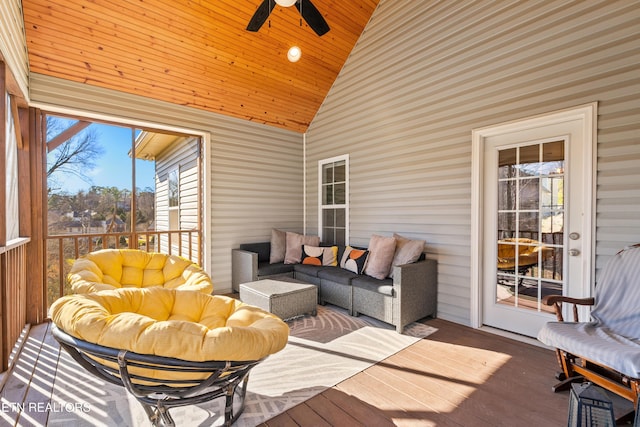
496, 141, 565, 313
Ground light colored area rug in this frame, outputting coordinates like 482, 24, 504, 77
47, 305, 437, 426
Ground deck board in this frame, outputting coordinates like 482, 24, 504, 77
0, 323, 52, 426
304, 393, 364, 426
322, 388, 394, 427
16, 322, 60, 426
0, 317, 572, 426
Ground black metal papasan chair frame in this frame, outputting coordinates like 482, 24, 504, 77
52, 324, 262, 427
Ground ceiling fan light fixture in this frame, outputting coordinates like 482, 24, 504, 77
246, 0, 329, 36
287, 46, 302, 62
275, 0, 297, 7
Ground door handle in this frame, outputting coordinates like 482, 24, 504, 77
568, 249, 580, 256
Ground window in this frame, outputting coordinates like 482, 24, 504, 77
319, 155, 348, 245
168, 169, 179, 208
168, 168, 180, 241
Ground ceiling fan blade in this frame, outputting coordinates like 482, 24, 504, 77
246, 0, 276, 32
296, 0, 330, 36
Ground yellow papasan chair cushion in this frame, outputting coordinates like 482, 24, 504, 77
50, 287, 290, 362
68, 249, 213, 294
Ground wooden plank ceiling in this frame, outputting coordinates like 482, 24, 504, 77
22, 0, 379, 132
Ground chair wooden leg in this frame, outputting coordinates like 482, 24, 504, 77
549, 348, 584, 392
552, 375, 584, 392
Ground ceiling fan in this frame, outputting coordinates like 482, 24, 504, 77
246, 0, 330, 36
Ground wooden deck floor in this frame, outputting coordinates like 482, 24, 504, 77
259, 318, 573, 427
0, 317, 575, 426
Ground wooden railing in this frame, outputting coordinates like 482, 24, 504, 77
0, 238, 30, 371
45, 230, 201, 308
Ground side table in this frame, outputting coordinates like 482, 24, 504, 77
239, 278, 317, 320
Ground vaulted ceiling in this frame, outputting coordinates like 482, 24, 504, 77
22, 0, 379, 133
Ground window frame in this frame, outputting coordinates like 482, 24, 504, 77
167, 167, 180, 247
318, 154, 349, 245
168, 168, 180, 209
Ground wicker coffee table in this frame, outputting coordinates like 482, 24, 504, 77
239, 278, 317, 320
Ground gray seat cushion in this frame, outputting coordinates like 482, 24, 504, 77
538, 322, 640, 378
318, 267, 357, 285
293, 263, 327, 277
257, 262, 294, 277
351, 275, 394, 296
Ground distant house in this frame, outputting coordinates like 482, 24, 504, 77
64, 220, 105, 234
51, 211, 105, 234
104, 217, 125, 233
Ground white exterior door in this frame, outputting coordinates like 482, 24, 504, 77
472, 104, 595, 338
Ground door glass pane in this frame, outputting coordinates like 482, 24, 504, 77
498, 181, 516, 211
518, 178, 539, 210
541, 247, 563, 281
496, 141, 565, 313
519, 144, 541, 176
497, 212, 516, 239
541, 177, 564, 209
542, 212, 564, 239
518, 212, 539, 239
498, 148, 517, 179
543, 140, 564, 163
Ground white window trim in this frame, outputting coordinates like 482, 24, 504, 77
318, 154, 349, 244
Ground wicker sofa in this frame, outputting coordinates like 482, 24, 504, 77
232, 240, 437, 332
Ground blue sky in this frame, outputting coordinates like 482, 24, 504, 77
48, 119, 156, 194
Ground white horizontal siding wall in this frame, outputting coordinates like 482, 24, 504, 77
30, 74, 303, 293
306, 0, 640, 325
0, 0, 29, 99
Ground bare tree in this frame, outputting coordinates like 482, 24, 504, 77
46, 116, 104, 193
91, 186, 130, 232
136, 187, 155, 230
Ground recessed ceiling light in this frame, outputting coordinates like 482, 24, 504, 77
287, 46, 301, 62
